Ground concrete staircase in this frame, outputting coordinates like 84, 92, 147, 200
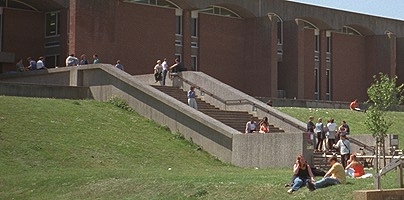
152, 85, 284, 133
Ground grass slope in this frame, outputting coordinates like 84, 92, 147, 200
277, 107, 404, 148
0, 96, 401, 200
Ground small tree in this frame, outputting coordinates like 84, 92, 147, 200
365, 73, 404, 189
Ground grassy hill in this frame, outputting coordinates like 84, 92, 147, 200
277, 107, 404, 148
0, 96, 402, 200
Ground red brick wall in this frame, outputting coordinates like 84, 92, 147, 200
70, 0, 175, 74
303, 29, 315, 100
396, 38, 404, 85
332, 33, 367, 101
279, 20, 299, 99
198, 14, 249, 94
2, 9, 44, 72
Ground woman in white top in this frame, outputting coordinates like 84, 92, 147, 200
314, 118, 324, 152
326, 118, 337, 152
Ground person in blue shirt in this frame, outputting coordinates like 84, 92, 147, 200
27, 57, 37, 70
115, 60, 124, 70
187, 86, 198, 110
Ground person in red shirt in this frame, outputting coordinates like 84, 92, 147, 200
349, 99, 362, 112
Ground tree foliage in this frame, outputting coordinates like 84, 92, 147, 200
365, 73, 403, 138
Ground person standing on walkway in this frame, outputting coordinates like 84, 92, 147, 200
187, 86, 198, 110
314, 118, 325, 152
326, 118, 337, 152
307, 116, 315, 148
93, 54, 100, 64
334, 131, 351, 169
161, 58, 168, 85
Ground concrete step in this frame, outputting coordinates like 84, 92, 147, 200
151, 85, 284, 133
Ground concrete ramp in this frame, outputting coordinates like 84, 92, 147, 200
0, 65, 309, 168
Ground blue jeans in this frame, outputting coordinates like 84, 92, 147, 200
162, 70, 168, 86
315, 177, 340, 188
291, 177, 309, 191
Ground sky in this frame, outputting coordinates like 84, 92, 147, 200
287, 0, 404, 21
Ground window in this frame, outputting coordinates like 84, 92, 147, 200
191, 18, 198, 37
314, 68, 319, 100
277, 21, 283, 45
45, 55, 60, 68
175, 54, 182, 62
314, 30, 319, 52
0, 11, 2, 52
326, 36, 331, 53
175, 39, 182, 46
45, 41, 60, 48
199, 6, 241, 18
341, 26, 362, 36
175, 15, 182, 35
191, 55, 198, 71
46, 11, 60, 37
326, 69, 331, 100
124, 0, 179, 8
191, 41, 198, 48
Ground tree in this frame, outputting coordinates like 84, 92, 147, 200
365, 73, 404, 189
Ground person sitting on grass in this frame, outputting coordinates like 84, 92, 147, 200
345, 154, 365, 178
314, 156, 346, 189
287, 155, 316, 194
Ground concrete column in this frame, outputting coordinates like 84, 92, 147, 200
388, 33, 397, 77
70, 67, 78, 86
268, 15, 279, 98
296, 21, 305, 99
182, 10, 192, 71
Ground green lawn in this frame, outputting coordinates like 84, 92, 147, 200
277, 107, 404, 148
0, 96, 402, 200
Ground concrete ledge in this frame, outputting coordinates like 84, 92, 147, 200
0, 82, 92, 99
352, 188, 404, 200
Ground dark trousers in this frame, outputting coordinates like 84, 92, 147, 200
340, 153, 350, 169
162, 70, 168, 85
327, 139, 335, 151
315, 132, 323, 150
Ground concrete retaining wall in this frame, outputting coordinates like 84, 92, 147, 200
0, 81, 91, 99
353, 189, 404, 200
135, 72, 306, 133
0, 65, 312, 168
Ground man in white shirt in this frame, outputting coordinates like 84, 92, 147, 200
36, 56, 46, 70
66, 54, 79, 67
161, 58, 168, 86
245, 117, 257, 133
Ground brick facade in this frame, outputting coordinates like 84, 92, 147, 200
2, 0, 404, 102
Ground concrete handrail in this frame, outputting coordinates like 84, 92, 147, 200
174, 74, 307, 131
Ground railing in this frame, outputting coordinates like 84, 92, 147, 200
348, 137, 376, 155
173, 74, 306, 131
174, 74, 384, 152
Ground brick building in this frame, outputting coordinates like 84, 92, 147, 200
1, 0, 404, 102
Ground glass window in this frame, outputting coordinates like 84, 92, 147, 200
191, 56, 198, 71
199, 6, 241, 18
46, 12, 60, 37
176, 15, 182, 35
0, 13, 2, 52
314, 35, 319, 52
326, 69, 331, 100
314, 68, 319, 100
125, 0, 178, 8
277, 21, 282, 45
45, 55, 60, 68
326, 36, 331, 53
191, 18, 198, 37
